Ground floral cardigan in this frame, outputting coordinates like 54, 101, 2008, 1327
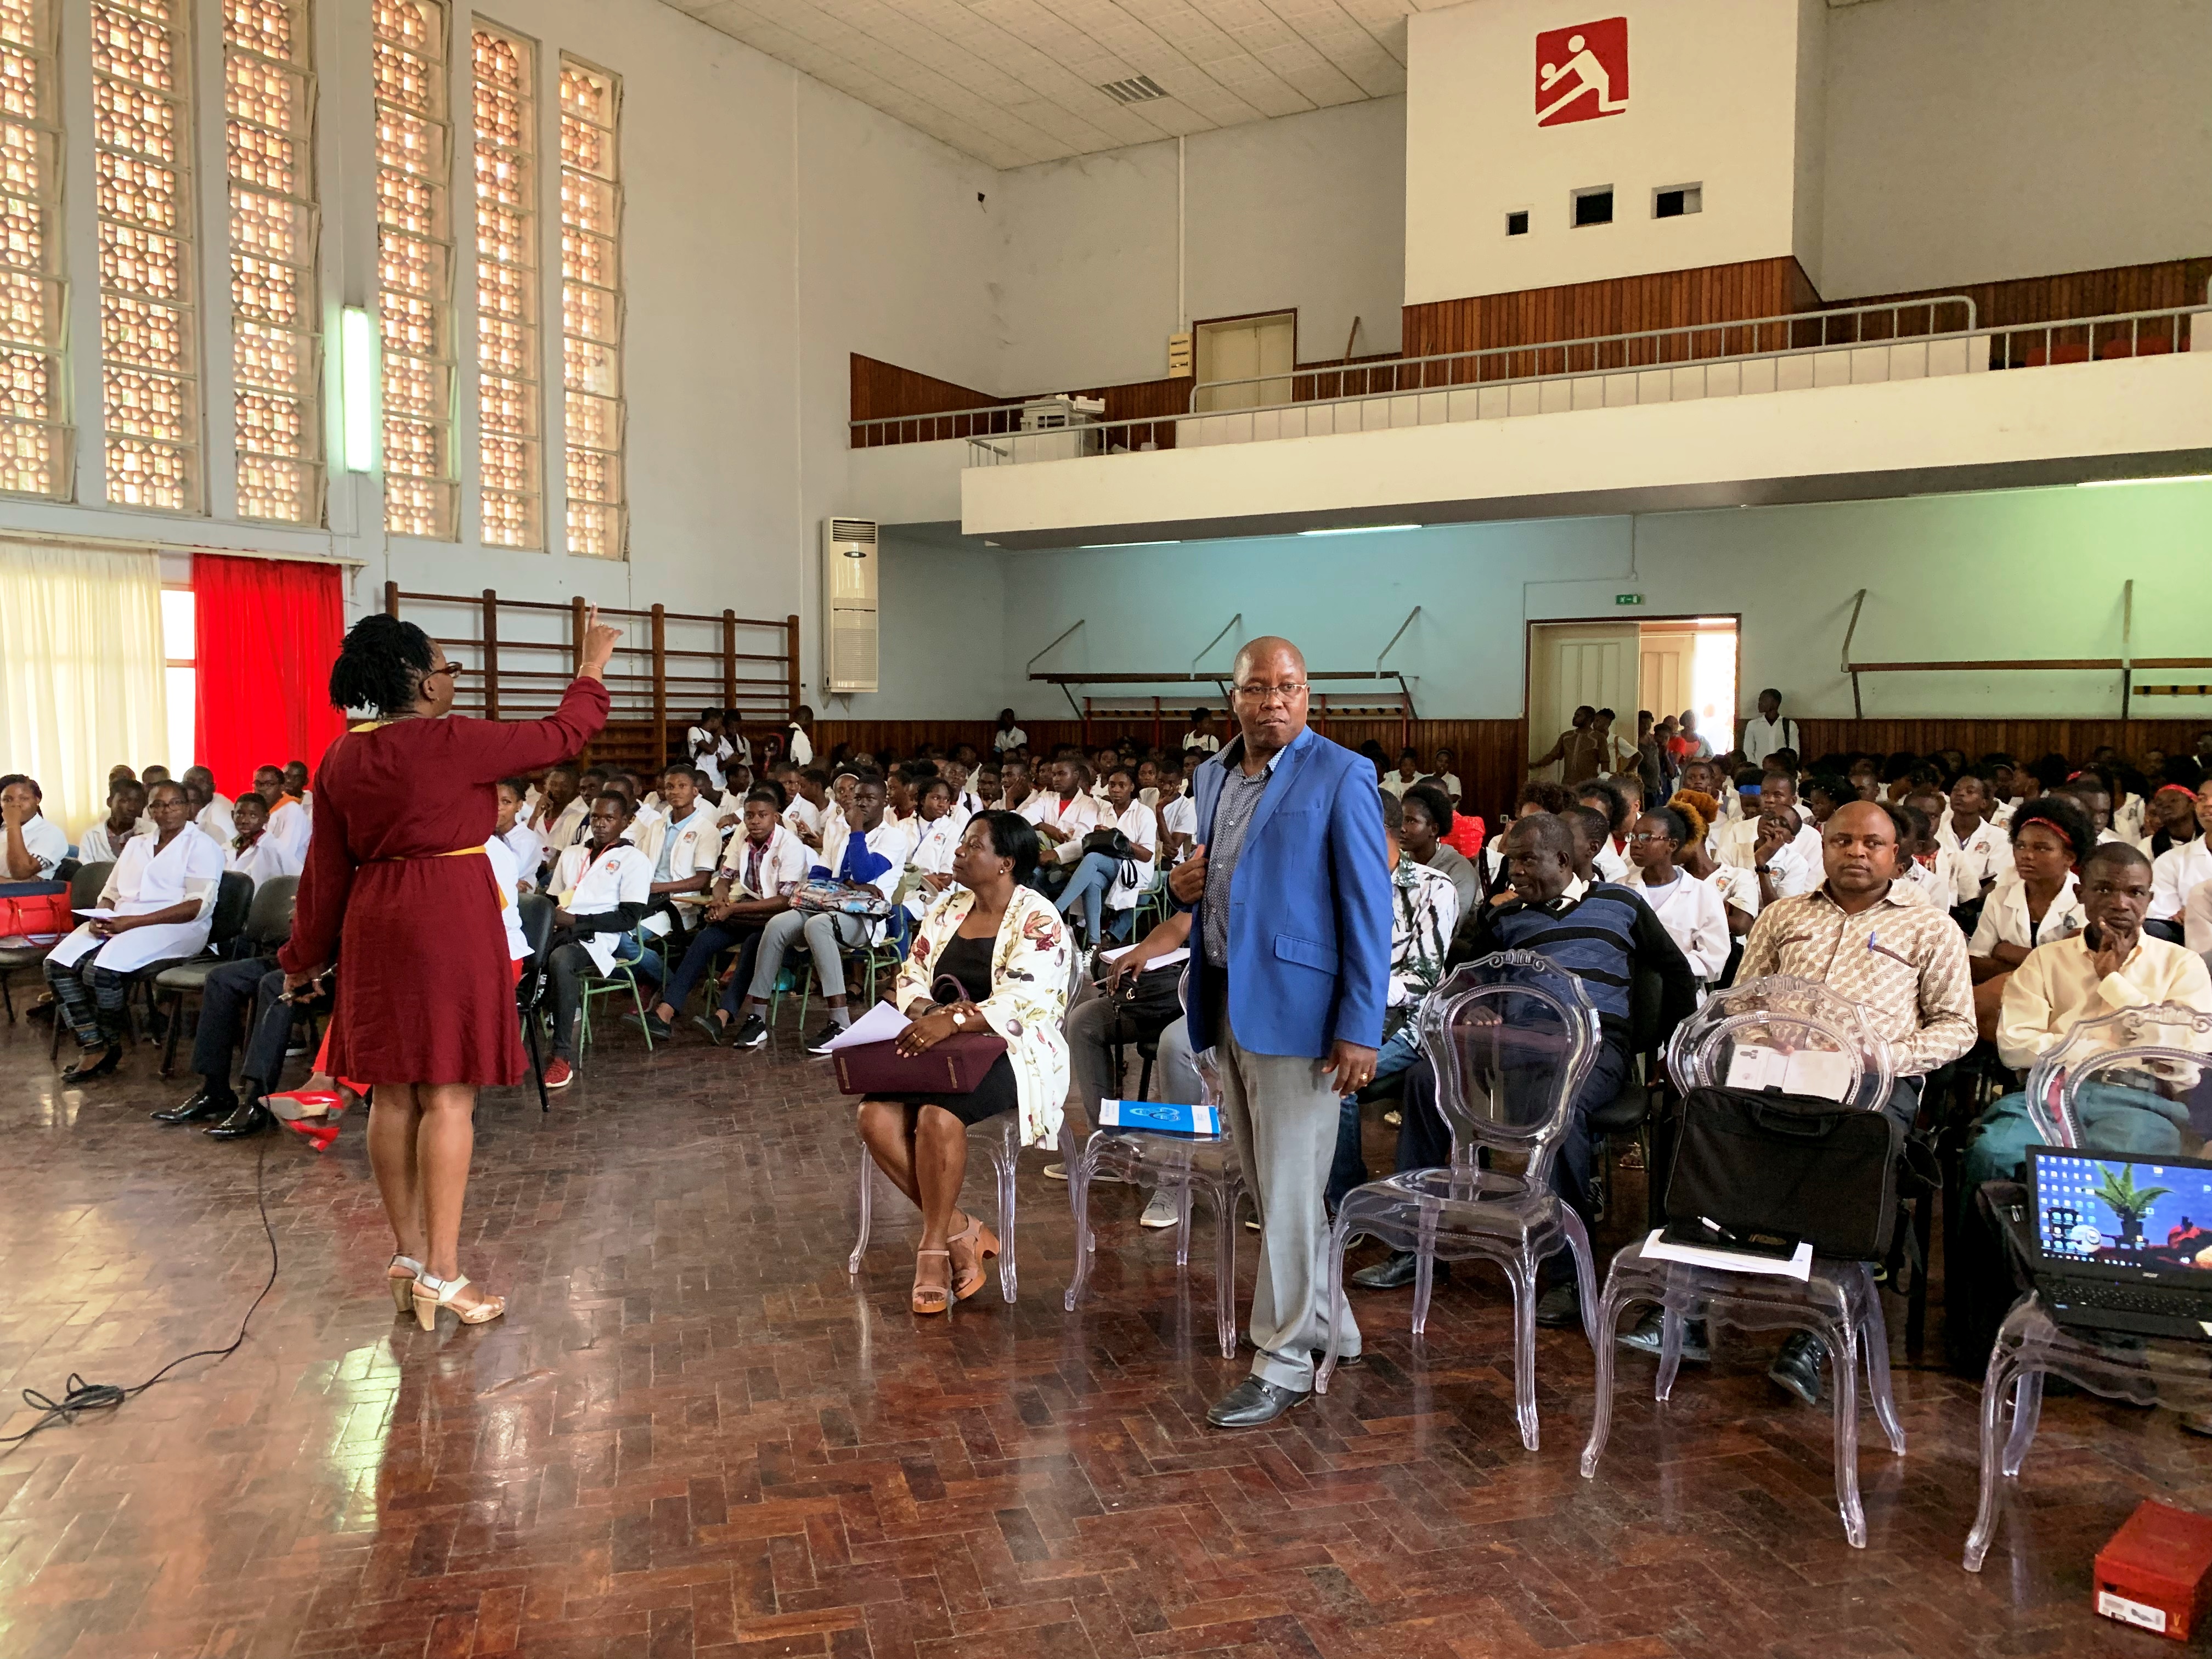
894, 884, 1072, 1147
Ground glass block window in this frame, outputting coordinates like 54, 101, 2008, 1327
373, 0, 455, 538
472, 20, 536, 548
225, 0, 320, 524
0, 0, 67, 499
557, 54, 621, 559
94, 0, 199, 511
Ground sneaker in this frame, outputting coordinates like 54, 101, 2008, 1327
543, 1058, 574, 1090
1139, 1190, 1180, 1229
622, 1011, 673, 1041
1045, 1162, 1124, 1184
805, 1023, 845, 1057
730, 1014, 769, 1050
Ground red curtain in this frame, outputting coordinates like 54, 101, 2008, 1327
193, 552, 346, 798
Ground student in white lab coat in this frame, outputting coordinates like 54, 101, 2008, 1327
494, 780, 544, 894
686, 708, 727, 791
77, 778, 150, 865
1, 774, 71, 879
528, 764, 588, 873
540, 792, 656, 1087
904, 777, 966, 921
1938, 772, 2011, 904
253, 764, 311, 865
783, 768, 830, 850
43, 781, 224, 1080
786, 704, 816, 767
225, 791, 303, 885
181, 767, 235, 846
1620, 804, 1732, 984
1054, 766, 1157, 945
637, 766, 724, 952
283, 760, 314, 822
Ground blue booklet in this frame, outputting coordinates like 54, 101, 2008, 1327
1098, 1099, 1222, 1137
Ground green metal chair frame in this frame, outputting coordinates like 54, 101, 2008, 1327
575, 927, 658, 1061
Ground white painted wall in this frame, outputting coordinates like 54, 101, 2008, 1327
1820, 0, 2212, 299
1404, 0, 1819, 306
994, 99, 1408, 395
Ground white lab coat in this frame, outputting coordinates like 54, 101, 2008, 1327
551, 839, 654, 973
196, 797, 236, 846
225, 831, 302, 887
48, 824, 224, 972
1103, 799, 1160, 909
499, 821, 544, 892
266, 798, 310, 865
1969, 871, 2086, 955
9, 812, 69, 877
1622, 866, 1731, 982
77, 820, 149, 865
483, 834, 528, 962
641, 806, 724, 939
718, 822, 811, 902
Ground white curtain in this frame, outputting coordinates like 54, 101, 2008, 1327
0, 539, 168, 842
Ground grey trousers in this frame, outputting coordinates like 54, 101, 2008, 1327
746, 909, 869, 1001
1216, 1011, 1361, 1390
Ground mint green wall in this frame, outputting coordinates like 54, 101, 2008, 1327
872, 479, 2211, 722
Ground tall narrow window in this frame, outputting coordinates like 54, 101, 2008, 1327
372, 0, 455, 538
472, 20, 535, 547
558, 54, 621, 558
93, 0, 199, 512
226, 0, 321, 524
0, 0, 68, 499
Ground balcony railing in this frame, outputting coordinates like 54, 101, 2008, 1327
952, 298, 2207, 468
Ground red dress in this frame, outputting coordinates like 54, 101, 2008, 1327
279, 678, 609, 1085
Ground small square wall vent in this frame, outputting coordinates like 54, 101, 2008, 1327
1099, 74, 1169, 104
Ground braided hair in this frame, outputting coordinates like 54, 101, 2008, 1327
329, 613, 434, 715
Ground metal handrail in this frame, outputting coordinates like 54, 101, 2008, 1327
962, 300, 2205, 463
850, 294, 1977, 443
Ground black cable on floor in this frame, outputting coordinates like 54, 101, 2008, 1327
1, 1137, 280, 1451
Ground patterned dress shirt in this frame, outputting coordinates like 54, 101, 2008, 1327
1199, 736, 1286, 969
1736, 882, 1975, 1076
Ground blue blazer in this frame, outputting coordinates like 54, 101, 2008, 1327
1178, 725, 1393, 1059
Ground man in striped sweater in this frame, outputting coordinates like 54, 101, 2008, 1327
1351, 813, 1699, 1324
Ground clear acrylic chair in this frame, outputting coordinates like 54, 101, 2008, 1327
1963, 1002, 2212, 1572
1580, 977, 1907, 1548
1317, 951, 1604, 1452
849, 1111, 1022, 1305
1062, 1043, 1247, 1358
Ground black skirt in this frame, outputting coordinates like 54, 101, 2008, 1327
887, 932, 1014, 1125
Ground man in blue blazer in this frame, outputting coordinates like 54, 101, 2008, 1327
1170, 636, 1393, 1427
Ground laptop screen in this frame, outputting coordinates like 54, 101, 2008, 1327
2034, 1149, 2212, 1274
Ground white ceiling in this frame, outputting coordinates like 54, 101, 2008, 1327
657, 0, 1447, 168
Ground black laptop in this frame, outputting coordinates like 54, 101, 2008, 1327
2029, 1146, 2212, 1340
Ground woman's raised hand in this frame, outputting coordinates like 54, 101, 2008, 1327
579, 606, 623, 679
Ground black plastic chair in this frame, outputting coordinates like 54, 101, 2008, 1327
156, 874, 294, 1078
515, 894, 556, 1110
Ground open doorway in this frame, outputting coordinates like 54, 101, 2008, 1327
1525, 616, 1739, 772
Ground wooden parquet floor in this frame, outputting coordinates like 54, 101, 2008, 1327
1, 1007, 2204, 1658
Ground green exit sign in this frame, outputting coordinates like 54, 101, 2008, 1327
1615, 592, 1643, 606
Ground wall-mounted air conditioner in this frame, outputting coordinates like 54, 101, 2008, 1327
822, 517, 878, 695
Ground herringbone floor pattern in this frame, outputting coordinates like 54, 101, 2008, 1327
1, 1010, 2203, 1657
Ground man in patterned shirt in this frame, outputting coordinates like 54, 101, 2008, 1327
1726, 798, 1974, 1402
1327, 788, 1459, 1209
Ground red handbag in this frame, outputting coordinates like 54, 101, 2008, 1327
832, 975, 1008, 1096
0, 880, 72, 946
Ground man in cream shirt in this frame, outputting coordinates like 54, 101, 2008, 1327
1965, 842, 2212, 1189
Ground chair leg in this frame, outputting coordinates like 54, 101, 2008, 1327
159, 990, 186, 1079
523, 1004, 550, 1111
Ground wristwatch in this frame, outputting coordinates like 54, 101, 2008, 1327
951, 1009, 968, 1027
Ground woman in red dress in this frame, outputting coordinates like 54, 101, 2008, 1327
280, 611, 619, 1329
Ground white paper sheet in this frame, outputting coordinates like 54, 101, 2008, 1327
1097, 944, 1189, 972
72, 908, 117, 920
1641, 1227, 1814, 1281
820, 999, 913, 1052
1724, 1043, 1852, 1102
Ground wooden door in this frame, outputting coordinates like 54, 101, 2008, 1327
1527, 622, 1639, 769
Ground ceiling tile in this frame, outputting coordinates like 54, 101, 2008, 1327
661, 0, 1406, 166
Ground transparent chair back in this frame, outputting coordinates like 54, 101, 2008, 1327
1666, 975, 1895, 1114
1062, 970, 1250, 1357
2020, 1002, 2212, 1154
1963, 1001, 2212, 1572
1584, 975, 1905, 1548
1318, 951, 1602, 1452
1420, 950, 1604, 1190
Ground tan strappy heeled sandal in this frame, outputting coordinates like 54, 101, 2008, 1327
412, 1271, 506, 1331
946, 1211, 1000, 1302
387, 1254, 424, 1314
912, 1249, 953, 1315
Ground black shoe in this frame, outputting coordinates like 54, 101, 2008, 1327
804, 1022, 845, 1057
60, 1043, 123, 1084
730, 1014, 769, 1050
205, 1098, 275, 1139
153, 1085, 235, 1124
1351, 1250, 1441, 1291
622, 1010, 674, 1041
1205, 1376, 1311, 1429
1767, 1333, 1829, 1406
691, 1012, 732, 1045
1617, 1308, 1710, 1363
1534, 1284, 1581, 1329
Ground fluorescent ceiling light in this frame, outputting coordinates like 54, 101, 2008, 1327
2078, 474, 2212, 488
1079, 539, 1180, 549
1298, 523, 1420, 537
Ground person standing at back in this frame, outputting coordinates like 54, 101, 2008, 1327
1168, 637, 1392, 1429
1530, 705, 1604, 785
1739, 688, 1799, 770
